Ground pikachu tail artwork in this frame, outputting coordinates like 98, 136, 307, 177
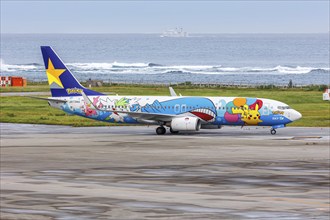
40, 46, 302, 135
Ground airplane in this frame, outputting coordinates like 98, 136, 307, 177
40, 46, 302, 135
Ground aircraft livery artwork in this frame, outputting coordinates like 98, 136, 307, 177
40, 46, 302, 135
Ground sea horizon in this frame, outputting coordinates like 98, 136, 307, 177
1, 33, 329, 86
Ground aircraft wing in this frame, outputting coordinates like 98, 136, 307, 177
81, 92, 177, 122
111, 110, 176, 121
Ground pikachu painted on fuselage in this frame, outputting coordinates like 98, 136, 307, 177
232, 104, 263, 125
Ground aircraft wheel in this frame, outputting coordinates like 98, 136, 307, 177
170, 127, 179, 134
156, 126, 166, 135
270, 128, 276, 135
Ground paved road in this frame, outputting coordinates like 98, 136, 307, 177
1, 123, 329, 219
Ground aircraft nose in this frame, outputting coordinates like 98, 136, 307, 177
291, 110, 302, 121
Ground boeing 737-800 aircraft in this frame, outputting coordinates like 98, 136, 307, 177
40, 46, 302, 135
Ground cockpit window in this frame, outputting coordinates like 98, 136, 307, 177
278, 106, 291, 110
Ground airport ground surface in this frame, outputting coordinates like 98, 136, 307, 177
1, 123, 329, 219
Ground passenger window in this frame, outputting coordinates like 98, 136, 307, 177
175, 104, 180, 113
181, 104, 187, 112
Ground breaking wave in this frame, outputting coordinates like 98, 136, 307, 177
0, 59, 40, 72
1, 59, 329, 75
66, 62, 158, 70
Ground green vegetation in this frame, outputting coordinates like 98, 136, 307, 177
1, 84, 329, 127
0, 82, 49, 93
0, 96, 112, 126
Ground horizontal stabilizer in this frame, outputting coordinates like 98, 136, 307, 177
28, 96, 67, 103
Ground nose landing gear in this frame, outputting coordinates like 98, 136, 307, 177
270, 128, 277, 135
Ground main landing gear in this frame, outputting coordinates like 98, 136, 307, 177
156, 126, 179, 135
170, 127, 179, 134
156, 126, 180, 135
270, 128, 277, 135
156, 126, 166, 135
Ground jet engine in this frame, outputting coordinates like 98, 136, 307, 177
171, 117, 201, 131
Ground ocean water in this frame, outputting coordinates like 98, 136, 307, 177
0, 34, 329, 85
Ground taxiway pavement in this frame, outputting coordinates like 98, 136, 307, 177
1, 123, 329, 219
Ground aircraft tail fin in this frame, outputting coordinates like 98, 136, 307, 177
41, 46, 103, 97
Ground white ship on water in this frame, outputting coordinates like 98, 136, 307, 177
160, 28, 188, 37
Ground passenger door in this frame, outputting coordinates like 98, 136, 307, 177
263, 103, 270, 115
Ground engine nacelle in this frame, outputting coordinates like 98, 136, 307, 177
171, 117, 201, 131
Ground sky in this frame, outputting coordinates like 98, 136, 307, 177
1, 0, 329, 34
